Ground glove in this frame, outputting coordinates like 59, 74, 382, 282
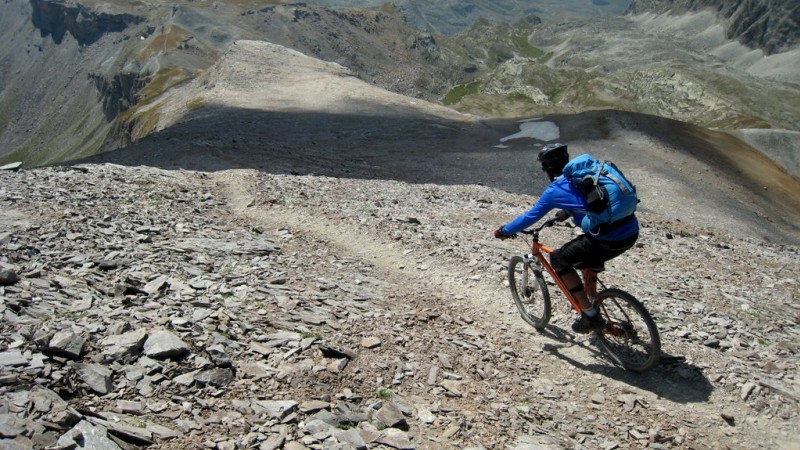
555, 209, 571, 221
494, 227, 512, 240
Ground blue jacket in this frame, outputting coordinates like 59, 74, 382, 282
501, 177, 639, 241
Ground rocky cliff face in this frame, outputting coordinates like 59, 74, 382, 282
626, 0, 800, 54
29, 0, 144, 46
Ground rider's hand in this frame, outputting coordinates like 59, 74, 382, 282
555, 209, 571, 222
494, 227, 512, 240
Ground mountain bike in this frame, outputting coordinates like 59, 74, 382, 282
507, 217, 661, 372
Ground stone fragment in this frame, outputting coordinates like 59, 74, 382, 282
101, 329, 148, 363
333, 428, 367, 449
0, 270, 19, 286
205, 344, 232, 367
143, 275, 169, 295
375, 402, 408, 430
302, 419, 332, 435
173, 370, 199, 386
46, 330, 87, 359
73, 363, 114, 395
237, 362, 273, 379
143, 330, 189, 359
259, 433, 285, 450
252, 400, 298, 420
0, 415, 26, 438
427, 366, 439, 385
375, 428, 413, 449
57, 420, 120, 450
441, 380, 463, 397
194, 368, 235, 387
146, 423, 181, 440
299, 400, 329, 414
327, 358, 348, 373
741, 382, 758, 400
261, 332, 302, 347
0, 350, 28, 367
361, 337, 381, 348
105, 422, 153, 446
318, 345, 357, 359
113, 400, 145, 415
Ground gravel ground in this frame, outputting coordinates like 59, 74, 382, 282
0, 163, 798, 449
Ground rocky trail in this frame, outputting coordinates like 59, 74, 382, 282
0, 164, 798, 450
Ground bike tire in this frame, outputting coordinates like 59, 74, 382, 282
508, 256, 551, 330
594, 288, 661, 372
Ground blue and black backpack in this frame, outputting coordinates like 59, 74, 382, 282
562, 154, 639, 235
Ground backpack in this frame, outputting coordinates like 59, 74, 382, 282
562, 154, 639, 235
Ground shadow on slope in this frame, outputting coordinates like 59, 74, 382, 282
70, 105, 558, 194
68, 107, 800, 243
541, 340, 713, 404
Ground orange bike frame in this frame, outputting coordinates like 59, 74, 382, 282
529, 240, 598, 314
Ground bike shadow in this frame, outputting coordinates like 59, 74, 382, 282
538, 325, 713, 404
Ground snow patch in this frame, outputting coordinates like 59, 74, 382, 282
500, 120, 560, 143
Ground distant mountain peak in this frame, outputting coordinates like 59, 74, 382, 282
626, 0, 800, 54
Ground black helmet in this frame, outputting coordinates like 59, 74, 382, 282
538, 143, 569, 180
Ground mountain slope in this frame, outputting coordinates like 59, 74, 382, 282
1, 162, 798, 449
626, 0, 800, 54
74, 39, 800, 245
3, 0, 799, 172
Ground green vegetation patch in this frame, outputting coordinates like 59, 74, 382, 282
138, 68, 193, 106
376, 388, 392, 400
511, 33, 546, 59
185, 97, 207, 111
443, 81, 482, 105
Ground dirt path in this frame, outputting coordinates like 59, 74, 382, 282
212, 169, 798, 449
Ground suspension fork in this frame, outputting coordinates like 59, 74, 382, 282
520, 240, 546, 291
520, 252, 537, 291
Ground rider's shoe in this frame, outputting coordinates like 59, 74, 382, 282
572, 313, 606, 334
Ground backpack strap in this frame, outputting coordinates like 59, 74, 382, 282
591, 161, 604, 185
600, 161, 633, 196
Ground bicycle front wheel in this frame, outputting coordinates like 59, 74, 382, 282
508, 256, 551, 330
595, 288, 661, 372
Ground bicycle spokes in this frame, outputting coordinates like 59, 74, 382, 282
594, 289, 661, 372
604, 318, 636, 339
508, 256, 552, 331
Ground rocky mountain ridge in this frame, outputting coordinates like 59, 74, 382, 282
626, 0, 800, 54
1, 162, 798, 449
2, 0, 799, 173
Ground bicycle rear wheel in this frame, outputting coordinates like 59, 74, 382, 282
595, 288, 661, 372
508, 256, 551, 330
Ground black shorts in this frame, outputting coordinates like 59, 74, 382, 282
550, 233, 639, 272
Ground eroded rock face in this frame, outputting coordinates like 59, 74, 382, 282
626, 0, 800, 54
29, 0, 144, 46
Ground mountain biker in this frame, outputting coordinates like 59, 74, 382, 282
493, 143, 639, 333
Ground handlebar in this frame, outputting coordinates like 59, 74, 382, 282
520, 217, 560, 235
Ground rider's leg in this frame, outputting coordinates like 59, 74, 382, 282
557, 268, 591, 311
551, 236, 595, 312
553, 259, 603, 334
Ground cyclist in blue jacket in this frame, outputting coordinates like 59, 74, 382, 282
494, 143, 639, 333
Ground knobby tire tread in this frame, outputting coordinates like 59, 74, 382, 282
508, 256, 551, 330
594, 288, 661, 372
